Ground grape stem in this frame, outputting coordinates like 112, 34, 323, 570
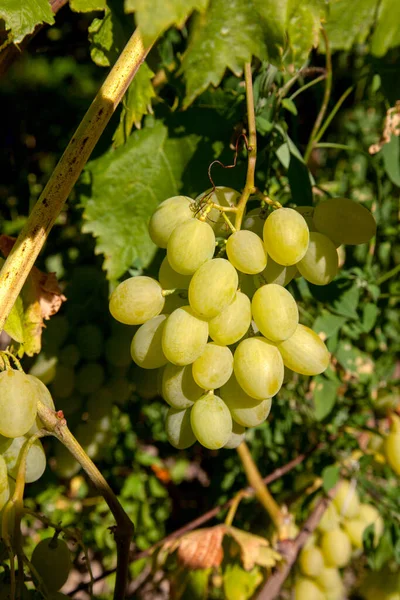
255, 485, 338, 600
224, 489, 250, 526
236, 442, 286, 534
0, 28, 154, 333
234, 62, 257, 230
36, 401, 135, 600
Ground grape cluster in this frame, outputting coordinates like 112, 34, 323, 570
0, 370, 54, 517
109, 188, 376, 450
295, 480, 384, 600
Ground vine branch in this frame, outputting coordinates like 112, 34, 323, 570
0, 28, 153, 333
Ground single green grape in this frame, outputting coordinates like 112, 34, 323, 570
277, 324, 330, 376
0, 370, 38, 438
31, 537, 71, 592
188, 258, 238, 319
165, 407, 196, 449
161, 363, 202, 409
252, 284, 298, 342
2, 435, 46, 484
158, 256, 192, 289
320, 528, 352, 568
190, 393, 232, 450
109, 276, 165, 325
263, 208, 309, 266
221, 375, 272, 427
333, 479, 360, 518
242, 207, 265, 237
167, 219, 216, 275
130, 314, 168, 369
162, 306, 209, 366
226, 230, 267, 274
257, 255, 298, 287
192, 343, 233, 390
294, 577, 325, 600
208, 292, 251, 346
233, 337, 284, 400
297, 231, 338, 286
148, 196, 194, 248
298, 546, 324, 577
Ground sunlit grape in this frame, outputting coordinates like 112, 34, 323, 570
299, 546, 324, 577
166, 407, 196, 449
297, 232, 338, 286
233, 337, 284, 399
167, 219, 216, 275
192, 343, 233, 390
188, 258, 238, 319
226, 230, 267, 274
277, 324, 330, 376
162, 306, 209, 366
0, 370, 38, 438
263, 208, 309, 266
221, 375, 272, 427
252, 284, 298, 342
321, 529, 352, 567
158, 256, 192, 289
333, 480, 360, 518
190, 393, 232, 449
208, 292, 251, 346
131, 315, 168, 369
109, 276, 165, 325
149, 196, 194, 248
294, 577, 325, 600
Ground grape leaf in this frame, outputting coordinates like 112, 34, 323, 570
324, 0, 378, 51
0, 0, 55, 43
3, 296, 25, 344
88, 8, 126, 67
287, 0, 325, 65
124, 0, 209, 47
370, 0, 400, 57
80, 122, 200, 280
382, 134, 400, 187
312, 376, 339, 421
70, 0, 106, 12
223, 563, 262, 600
113, 62, 156, 147
322, 464, 340, 491
313, 310, 347, 339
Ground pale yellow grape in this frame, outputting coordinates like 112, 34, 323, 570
209, 292, 251, 345
343, 518, 368, 548
333, 480, 360, 518
196, 186, 240, 237
223, 422, 246, 449
2, 436, 46, 483
27, 375, 55, 435
314, 197, 376, 245
315, 566, 342, 592
317, 502, 340, 533
385, 429, 400, 475
158, 256, 192, 289
162, 306, 209, 366
299, 546, 324, 577
148, 196, 194, 248
321, 529, 352, 567
192, 343, 233, 390
188, 258, 238, 319
295, 205, 317, 231
162, 363, 202, 409
258, 255, 298, 287
167, 219, 216, 275
190, 393, 232, 449
166, 407, 196, 449
294, 578, 325, 600
297, 232, 338, 286
263, 207, 309, 266
0, 455, 9, 511
243, 208, 264, 237
277, 324, 330, 376
226, 230, 267, 274
109, 276, 165, 325
0, 370, 38, 438
221, 375, 272, 426
234, 337, 283, 399
359, 503, 384, 542
130, 315, 168, 369
252, 284, 298, 342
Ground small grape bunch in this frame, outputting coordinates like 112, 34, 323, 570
109, 188, 376, 451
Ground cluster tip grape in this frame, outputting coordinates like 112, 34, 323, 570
109, 187, 376, 450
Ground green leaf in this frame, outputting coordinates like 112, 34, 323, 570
361, 303, 379, 333
324, 0, 378, 51
80, 122, 199, 280
0, 0, 55, 43
370, 0, 400, 57
287, 0, 325, 65
322, 464, 340, 492
3, 296, 24, 343
282, 98, 298, 115
70, 0, 106, 12
336, 341, 374, 383
312, 375, 339, 421
382, 135, 400, 187
182, 569, 211, 600
313, 310, 347, 339
124, 0, 209, 47
88, 8, 126, 67
332, 284, 360, 319
223, 563, 262, 600
113, 62, 156, 147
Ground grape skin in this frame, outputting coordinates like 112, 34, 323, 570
221, 375, 272, 427
277, 324, 330, 376
109, 276, 165, 325
192, 343, 233, 390
165, 407, 196, 449
263, 208, 309, 266
314, 197, 376, 245
223, 422, 246, 449
190, 393, 232, 450
162, 363, 202, 409
317, 502, 340, 533
167, 219, 216, 275
297, 232, 338, 286
0, 370, 38, 438
226, 230, 267, 274
294, 577, 325, 600
2, 435, 46, 483
158, 256, 192, 289
299, 546, 324, 577
256, 255, 298, 287
188, 258, 238, 319
130, 315, 168, 369
343, 518, 368, 548
31, 537, 71, 592
233, 337, 284, 400
333, 480, 360, 518
208, 292, 251, 346
321, 528, 352, 567
252, 284, 299, 342
162, 306, 209, 366
148, 196, 194, 248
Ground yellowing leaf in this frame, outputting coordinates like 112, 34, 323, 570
229, 527, 282, 570
70, 0, 106, 12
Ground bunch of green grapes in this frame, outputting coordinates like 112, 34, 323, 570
0, 370, 54, 518
109, 189, 376, 450
294, 480, 384, 600
29, 315, 134, 477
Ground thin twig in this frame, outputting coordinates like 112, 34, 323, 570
256, 485, 338, 600
0, 28, 153, 332
68, 445, 319, 596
